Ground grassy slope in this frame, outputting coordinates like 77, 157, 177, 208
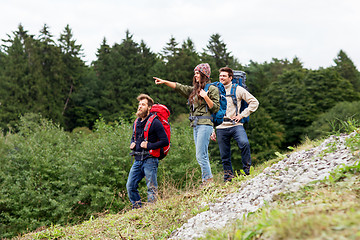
18, 131, 360, 240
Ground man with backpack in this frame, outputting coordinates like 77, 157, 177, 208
211, 67, 259, 181
127, 94, 169, 208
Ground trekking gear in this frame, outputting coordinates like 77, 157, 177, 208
203, 82, 227, 127
227, 70, 250, 123
133, 104, 171, 160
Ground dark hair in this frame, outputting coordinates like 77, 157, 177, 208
219, 67, 233, 79
137, 94, 154, 107
188, 71, 210, 105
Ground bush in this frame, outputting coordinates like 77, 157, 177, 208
0, 116, 133, 238
305, 101, 360, 140
0, 114, 207, 238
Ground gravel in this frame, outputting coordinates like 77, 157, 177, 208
169, 132, 358, 239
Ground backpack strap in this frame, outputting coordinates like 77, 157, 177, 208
204, 83, 210, 92
130, 115, 157, 159
143, 114, 157, 141
226, 83, 238, 116
133, 118, 139, 142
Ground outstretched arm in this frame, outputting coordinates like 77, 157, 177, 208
154, 77, 176, 89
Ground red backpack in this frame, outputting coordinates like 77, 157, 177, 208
134, 104, 171, 160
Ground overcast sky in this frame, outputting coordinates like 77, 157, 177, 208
1, 0, 359, 69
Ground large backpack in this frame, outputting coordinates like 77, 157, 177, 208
133, 104, 171, 160
204, 82, 227, 127
228, 70, 250, 123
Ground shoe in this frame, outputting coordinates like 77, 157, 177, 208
200, 178, 214, 188
224, 175, 234, 182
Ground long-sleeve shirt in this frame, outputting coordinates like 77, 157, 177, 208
175, 82, 220, 127
216, 83, 259, 129
131, 114, 169, 161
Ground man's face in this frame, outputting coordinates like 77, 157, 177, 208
136, 99, 150, 119
219, 71, 232, 85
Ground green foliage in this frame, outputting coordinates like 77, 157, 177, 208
247, 108, 285, 163
19, 129, 360, 240
333, 50, 360, 92
201, 33, 240, 71
305, 101, 360, 139
157, 115, 200, 188
245, 57, 303, 97
0, 113, 218, 238
152, 37, 200, 120
92, 31, 157, 123
264, 68, 359, 146
0, 24, 86, 132
0, 115, 133, 238
2, 23, 360, 237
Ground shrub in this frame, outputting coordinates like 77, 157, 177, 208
305, 101, 360, 139
0, 114, 205, 238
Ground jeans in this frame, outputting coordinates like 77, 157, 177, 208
126, 157, 159, 208
193, 124, 213, 181
217, 125, 251, 181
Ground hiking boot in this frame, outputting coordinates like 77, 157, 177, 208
200, 178, 214, 189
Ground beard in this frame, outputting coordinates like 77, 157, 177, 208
136, 108, 149, 119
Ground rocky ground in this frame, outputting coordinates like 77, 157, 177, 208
169, 132, 358, 239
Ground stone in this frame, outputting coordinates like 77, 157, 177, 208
169, 131, 358, 239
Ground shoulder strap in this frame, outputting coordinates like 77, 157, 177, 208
203, 83, 212, 113
143, 114, 157, 141
204, 83, 210, 92
133, 118, 139, 141
230, 83, 238, 115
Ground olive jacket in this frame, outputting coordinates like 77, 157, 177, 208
175, 82, 220, 127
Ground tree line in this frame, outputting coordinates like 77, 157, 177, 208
1, 24, 360, 154
1, 24, 360, 238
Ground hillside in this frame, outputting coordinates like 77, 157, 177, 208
19, 130, 360, 240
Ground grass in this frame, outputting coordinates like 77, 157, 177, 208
16, 129, 360, 240
204, 170, 360, 240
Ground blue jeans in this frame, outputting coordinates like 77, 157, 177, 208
126, 157, 159, 208
193, 124, 213, 181
217, 125, 251, 181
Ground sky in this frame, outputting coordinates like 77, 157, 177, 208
1, 0, 360, 69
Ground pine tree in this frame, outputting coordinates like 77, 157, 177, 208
333, 50, 360, 92
152, 37, 201, 118
93, 30, 157, 122
264, 68, 358, 146
58, 25, 85, 115
202, 33, 235, 70
160, 36, 180, 63
0, 25, 34, 131
245, 57, 303, 97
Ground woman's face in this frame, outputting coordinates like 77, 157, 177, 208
194, 71, 201, 82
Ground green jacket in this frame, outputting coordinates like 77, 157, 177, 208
175, 82, 220, 127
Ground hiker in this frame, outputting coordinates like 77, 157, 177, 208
126, 94, 169, 208
211, 67, 259, 181
154, 63, 220, 183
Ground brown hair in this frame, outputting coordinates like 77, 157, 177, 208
137, 94, 154, 107
219, 67, 233, 79
188, 71, 210, 105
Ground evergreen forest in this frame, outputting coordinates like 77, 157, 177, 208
1, 24, 360, 238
